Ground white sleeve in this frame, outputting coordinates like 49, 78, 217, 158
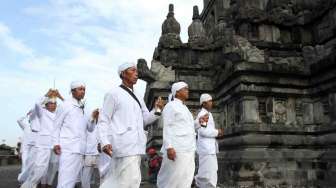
162, 105, 175, 149
198, 127, 219, 138
141, 99, 159, 126
52, 104, 67, 146
196, 111, 218, 138
194, 110, 205, 131
17, 116, 28, 130
98, 92, 116, 147
34, 97, 46, 118
86, 112, 96, 132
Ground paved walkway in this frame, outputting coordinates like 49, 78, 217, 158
0, 165, 158, 188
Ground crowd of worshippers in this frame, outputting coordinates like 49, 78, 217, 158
16, 62, 225, 188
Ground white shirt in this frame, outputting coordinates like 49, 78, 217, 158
52, 97, 95, 154
85, 128, 99, 155
17, 116, 36, 146
196, 108, 219, 155
98, 86, 158, 158
161, 98, 196, 153
34, 97, 56, 149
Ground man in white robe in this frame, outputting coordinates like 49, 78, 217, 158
157, 82, 206, 188
98, 62, 164, 188
52, 81, 98, 188
17, 111, 37, 184
81, 128, 100, 188
21, 89, 63, 188
194, 94, 224, 188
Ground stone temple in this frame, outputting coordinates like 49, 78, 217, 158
137, 0, 336, 187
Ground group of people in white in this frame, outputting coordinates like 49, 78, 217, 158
17, 62, 224, 188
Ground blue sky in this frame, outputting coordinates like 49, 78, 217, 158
0, 0, 203, 146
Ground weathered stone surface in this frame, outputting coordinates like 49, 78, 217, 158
159, 4, 182, 48
258, 24, 280, 42
188, 6, 209, 48
150, 60, 175, 82
137, 59, 156, 83
330, 93, 336, 126
138, 0, 336, 187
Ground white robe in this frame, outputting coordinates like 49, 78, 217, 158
157, 98, 197, 188
17, 114, 37, 183
98, 86, 159, 187
52, 97, 96, 188
195, 108, 219, 188
98, 86, 158, 157
21, 98, 57, 188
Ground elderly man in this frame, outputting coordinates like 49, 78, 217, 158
21, 89, 63, 188
53, 81, 99, 188
195, 94, 224, 188
98, 62, 164, 188
157, 81, 206, 188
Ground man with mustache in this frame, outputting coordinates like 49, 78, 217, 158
98, 62, 164, 188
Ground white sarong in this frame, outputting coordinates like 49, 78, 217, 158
18, 145, 34, 183
195, 154, 218, 188
157, 152, 195, 188
100, 155, 141, 188
57, 152, 83, 188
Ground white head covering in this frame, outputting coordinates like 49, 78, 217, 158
170, 81, 188, 101
45, 97, 57, 103
70, 81, 86, 90
200, 93, 212, 104
118, 62, 136, 76
42, 97, 57, 107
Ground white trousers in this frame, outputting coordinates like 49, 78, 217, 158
57, 152, 84, 188
18, 145, 34, 183
195, 154, 218, 188
81, 155, 98, 188
157, 152, 195, 188
100, 155, 141, 188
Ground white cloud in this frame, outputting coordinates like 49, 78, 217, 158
0, 22, 34, 56
1, 0, 204, 146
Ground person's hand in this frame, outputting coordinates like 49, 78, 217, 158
217, 128, 224, 137
53, 145, 61, 155
45, 89, 54, 98
103, 144, 113, 157
26, 110, 33, 116
167, 148, 176, 161
55, 89, 64, 101
155, 96, 165, 111
91, 109, 99, 123
199, 114, 209, 126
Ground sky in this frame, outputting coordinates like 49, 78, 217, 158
0, 0, 203, 146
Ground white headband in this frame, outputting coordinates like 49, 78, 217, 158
118, 62, 136, 76
42, 97, 57, 107
70, 81, 86, 90
200, 93, 212, 104
170, 81, 188, 101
